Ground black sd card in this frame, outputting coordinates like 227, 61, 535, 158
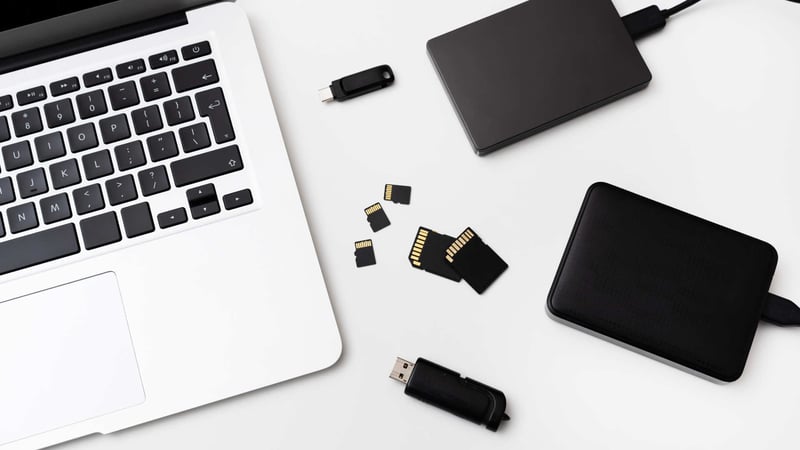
385, 184, 412, 205
355, 239, 376, 267
446, 228, 508, 294
364, 202, 391, 232
408, 227, 462, 282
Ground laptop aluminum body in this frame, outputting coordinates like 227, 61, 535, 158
0, 2, 341, 448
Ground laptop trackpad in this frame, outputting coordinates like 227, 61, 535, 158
0, 272, 144, 445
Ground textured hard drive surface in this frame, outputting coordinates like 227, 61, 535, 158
427, 0, 652, 154
548, 183, 778, 382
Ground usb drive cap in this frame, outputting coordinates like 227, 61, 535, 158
390, 357, 509, 431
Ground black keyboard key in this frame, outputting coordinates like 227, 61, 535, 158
146, 132, 178, 162
131, 105, 163, 135
116, 59, 146, 79
12, 108, 43, 138
34, 132, 66, 162
0, 117, 9, 142
106, 175, 137, 206
138, 165, 170, 196
0, 95, 12, 112
0, 177, 14, 205
187, 183, 220, 219
44, 98, 76, 128
223, 189, 253, 210
40, 193, 71, 225
80, 211, 121, 250
173, 59, 219, 93
76, 90, 108, 119
179, 122, 210, 153
0, 217, 4, 238
108, 81, 140, 110
17, 86, 47, 106
3, 141, 33, 171
196, 88, 234, 144
83, 68, 113, 88
82, 149, 114, 180
182, 41, 212, 61
0, 223, 79, 275
8, 202, 38, 234
114, 141, 146, 171
99, 114, 130, 144
67, 123, 98, 153
50, 158, 81, 189
73, 184, 104, 215
149, 50, 179, 69
140, 73, 171, 102
121, 202, 154, 238
50, 77, 80, 97
164, 96, 195, 126
17, 168, 48, 199
157, 207, 187, 229
171, 145, 243, 187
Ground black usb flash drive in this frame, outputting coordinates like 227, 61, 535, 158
390, 357, 509, 431
319, 65, 395, 102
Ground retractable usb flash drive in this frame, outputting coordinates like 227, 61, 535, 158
319, 65, 395, 102
390, 357, 510, 431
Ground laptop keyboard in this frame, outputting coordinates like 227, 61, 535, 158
0, 41, 255, 276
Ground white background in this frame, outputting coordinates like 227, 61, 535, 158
60, 0, 800, 449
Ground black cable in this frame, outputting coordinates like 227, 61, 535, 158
622, 0, 704, 40
663, 0, 703, 18
762, 293, 800, 327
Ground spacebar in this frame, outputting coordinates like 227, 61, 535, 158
0, 224, 80, 276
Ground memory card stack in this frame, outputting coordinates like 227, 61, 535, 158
410, 226, 507, 294
355, 183, 508, 294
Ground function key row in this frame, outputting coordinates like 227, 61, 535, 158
0, 41, 212, 111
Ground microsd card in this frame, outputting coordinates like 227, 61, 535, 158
355, 239, 376, 267
364, 202, 391, 232
385, 184, 412, 205
446, 228, 508, 294
408, 227, 462, 282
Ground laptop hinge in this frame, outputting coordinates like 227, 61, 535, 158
0, 12, 187, 76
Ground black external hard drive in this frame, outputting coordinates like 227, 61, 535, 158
548, 183, 779, 382
427, 0, 652, 155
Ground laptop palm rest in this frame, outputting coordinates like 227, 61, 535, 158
0, 272, 144, 445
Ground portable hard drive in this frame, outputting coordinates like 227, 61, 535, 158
427, 0, 652, 155
547, 183, 780, 382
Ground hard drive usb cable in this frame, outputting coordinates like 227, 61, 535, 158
622, 0, 704, 39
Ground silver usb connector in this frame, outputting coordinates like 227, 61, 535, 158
389, 357, 415, 384
318, 86, 334, 103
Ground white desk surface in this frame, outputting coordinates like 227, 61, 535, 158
62, 0, 800, 449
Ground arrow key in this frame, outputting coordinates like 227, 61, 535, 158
157, 207, 188, 229
186, 183, 220, 220
223, 189, 253, 211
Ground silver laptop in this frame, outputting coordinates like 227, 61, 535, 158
0, 1, 341, 448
